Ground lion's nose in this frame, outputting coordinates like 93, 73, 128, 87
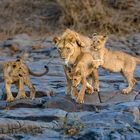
74, 78, 77, 81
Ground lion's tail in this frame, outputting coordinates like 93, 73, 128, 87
29, 65, 49, 77
135, 57, 140, 64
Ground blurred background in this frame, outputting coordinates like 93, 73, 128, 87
0, 0, 139, 40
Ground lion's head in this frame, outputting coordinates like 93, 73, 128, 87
53, 37, 77, 65
91, 34, 108, 51
53, 29, 86, 65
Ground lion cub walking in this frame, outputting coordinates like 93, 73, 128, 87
70, 52, 101, 103
3, 58, 49, 102
91, 35, 140, 94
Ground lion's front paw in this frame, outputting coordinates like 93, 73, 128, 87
30, 94, 35, 100
94, 88, 99, 92
6, 96, 14, 102
86, 87, 94, 94
21, 94, 27, 99
30, 97, 35, 100
94, 86, 100, 92
122, 88, 131, 94
16, 93, 27, 100
76, 95, 84, 104
93, 64, 100, 69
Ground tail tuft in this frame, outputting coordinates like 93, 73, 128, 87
44, 65, 49, 73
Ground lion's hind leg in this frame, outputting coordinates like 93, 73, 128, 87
122, 71, 136, 94
25, 77, 36, 100
92, 69, 100, 92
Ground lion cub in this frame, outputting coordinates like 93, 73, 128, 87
91, 35, 140, 94
3, 58, 49, 102
70, 52, 102, 103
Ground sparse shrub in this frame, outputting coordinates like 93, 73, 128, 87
58, 0, 140, 35
63, 113, 84, 136
0, 0, 139, 39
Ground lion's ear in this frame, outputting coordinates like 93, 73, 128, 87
91, 33, 97, 38
75, 34, 85, 48
65, 28, 72, 33
53, 36, 61, 44
76, 40, 85, 47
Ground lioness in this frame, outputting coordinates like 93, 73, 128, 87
53, 29, 100, 96
71, 52, 101, 103
91, 34, 140, 94
3, 58, 49, 102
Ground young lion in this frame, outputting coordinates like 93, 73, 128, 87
3, 58, 49, 102
71, 52, 101, 103
91, 35, 140, 94
53, 29, 100, 96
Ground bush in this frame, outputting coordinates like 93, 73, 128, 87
0, 0, 139, 39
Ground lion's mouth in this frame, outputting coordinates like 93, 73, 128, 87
60, 57, 66, 62
92, 47, 98, 51
92, 45, 98, 50
61, 57, 66, 60
72, 82, 79, 87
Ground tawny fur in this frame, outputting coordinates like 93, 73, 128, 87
70, 52, 99, 103
53, 29, 100, 97
91, 35, 140, 94
3, 58, 49, 102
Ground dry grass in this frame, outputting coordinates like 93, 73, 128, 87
0, 0, 56, 39
0, 0, 139, 39
58, 0, 140, 35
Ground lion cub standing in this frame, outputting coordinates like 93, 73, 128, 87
91, 35, 140, 94
70, 52, 102, 103
3, 58, 49, 102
